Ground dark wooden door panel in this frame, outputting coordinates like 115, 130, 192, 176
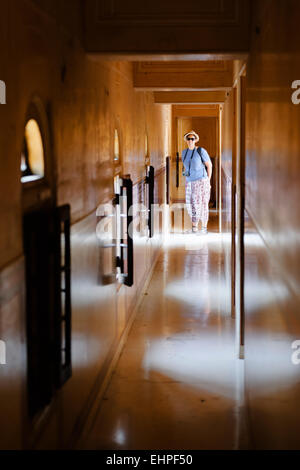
23, 206, 56, 417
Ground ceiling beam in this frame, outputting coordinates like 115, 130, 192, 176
133, 61, 233, 90
173, 105, 220, 118
154, 91, 227, 104
87, 53, 248, 61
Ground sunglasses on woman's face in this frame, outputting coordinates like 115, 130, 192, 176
187, 138, 195, 141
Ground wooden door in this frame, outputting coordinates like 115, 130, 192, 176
171, 117, 193, 202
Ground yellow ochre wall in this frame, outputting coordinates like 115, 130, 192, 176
0, 0, 171, 449
221, 0, 300, 449
221, 90, 235, 318
244, 0, 300, 449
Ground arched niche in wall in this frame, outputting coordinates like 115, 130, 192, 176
21, 96, 55, 211
21, 119, 45, 182
114, 129, 120, 162
145, 132, 150, 166
113, 124, 123, 176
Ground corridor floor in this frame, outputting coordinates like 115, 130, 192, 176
79, 214, 249, 450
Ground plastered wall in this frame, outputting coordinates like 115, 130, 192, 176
0, 0, 171, 449
221, 90, 235, 318
244, 0, 300, 448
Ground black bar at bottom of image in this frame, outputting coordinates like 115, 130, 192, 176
0, 450, 299, 467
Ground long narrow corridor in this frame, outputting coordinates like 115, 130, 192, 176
2, 0, 300, 453
80, 215, 248, 450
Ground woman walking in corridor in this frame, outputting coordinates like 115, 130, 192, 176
182, 131, 213, 234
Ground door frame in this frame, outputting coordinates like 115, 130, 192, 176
231, 88, 238, 319
218, 105, 222, 232
233, 66, 247, 359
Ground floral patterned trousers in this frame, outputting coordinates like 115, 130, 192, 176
185, 178, 211, 226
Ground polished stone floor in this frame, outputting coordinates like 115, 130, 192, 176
80, 214, 249, 449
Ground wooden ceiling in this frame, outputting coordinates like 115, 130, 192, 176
83, 1, 250, 108
84, 0, 251, 58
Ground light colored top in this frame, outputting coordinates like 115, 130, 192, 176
181, 147, 211, 183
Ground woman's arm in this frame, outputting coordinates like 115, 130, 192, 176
205, 161, 213, 181
199, 148, 212, 182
